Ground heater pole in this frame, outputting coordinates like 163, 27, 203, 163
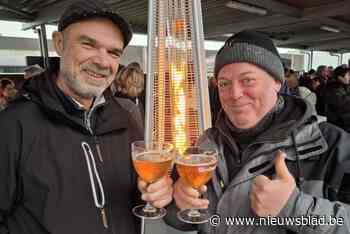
145, 0, 156, 143
192, 0, 211, 131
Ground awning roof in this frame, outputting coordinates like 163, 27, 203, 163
1, 0, 350, 52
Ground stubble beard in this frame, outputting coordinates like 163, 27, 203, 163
61, 65, 114, 99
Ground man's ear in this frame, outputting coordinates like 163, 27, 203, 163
52, 31, 64, 56
275, 80, 282, 92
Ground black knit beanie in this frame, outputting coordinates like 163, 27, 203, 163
214, 31, 284, 83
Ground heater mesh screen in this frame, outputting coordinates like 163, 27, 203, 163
148, 0, 205, 152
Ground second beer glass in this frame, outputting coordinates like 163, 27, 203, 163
175, 146, 218, 224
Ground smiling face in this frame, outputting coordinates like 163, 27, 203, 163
217, 63, 281, 129
53, 18, 124, 107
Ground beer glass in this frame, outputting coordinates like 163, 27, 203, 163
175, 146, 218, 224
131, 140, 174, 219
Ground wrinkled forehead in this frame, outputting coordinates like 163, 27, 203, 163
64, 18, 124, 47
217, 62, 273, 80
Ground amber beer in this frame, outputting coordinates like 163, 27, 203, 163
176, 154, 217, 189
133, 151, 173, 183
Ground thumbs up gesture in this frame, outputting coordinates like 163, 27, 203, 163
250, 150, 296, 217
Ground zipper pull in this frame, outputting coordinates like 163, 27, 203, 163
94, 136, 103, 162
219, 180, 225, 189
101, 207, 108, 228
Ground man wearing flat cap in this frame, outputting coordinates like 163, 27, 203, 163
167, 31, 350, 234
0, 1, 173, 233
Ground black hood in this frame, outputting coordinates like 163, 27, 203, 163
21, 71, 65, 112
18, 71, 128, 135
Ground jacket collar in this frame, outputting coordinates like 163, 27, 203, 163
20, 70, 129, 134
226, 120, 328, 189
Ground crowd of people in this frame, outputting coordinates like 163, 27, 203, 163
1, 0, 350, 234
285, 64, 350, 133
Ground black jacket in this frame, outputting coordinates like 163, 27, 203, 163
315, 76, 327, 116
0, 72, 143, 234
324, 80, 350, 133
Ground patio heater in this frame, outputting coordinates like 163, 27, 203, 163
145, 0, 211, 153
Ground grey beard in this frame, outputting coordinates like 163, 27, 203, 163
61, 70, 107, 99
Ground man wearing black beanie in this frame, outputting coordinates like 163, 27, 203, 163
168, 31, 350, 234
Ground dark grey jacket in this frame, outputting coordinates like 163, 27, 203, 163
166, 96, 350, 234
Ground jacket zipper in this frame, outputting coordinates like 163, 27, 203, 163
92, 135, 110, 229
81, 140, 109, 230
94, 136, 104, 163
84, 113, 110, 229
83, 99, 114, 232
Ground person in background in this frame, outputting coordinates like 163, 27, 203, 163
112, 62, 145, 105
285, 69, 317, 112
314, 65, 329, 115
0, 78, 16, 111
279, 67, 291, 95
0, 1, 173, 233
111, 62, 145, 131
316, 65, 329, 83
324, 65, 350, 133
299, 69, 315, 92
309, 76, 321, 92
167, 30, 350, 234
328, 66, 334, 79
111, 62, 145, 130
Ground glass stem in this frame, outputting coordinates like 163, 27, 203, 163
187, 188, 204, 217
143, 202, 157, 213
188, 209, 201, 218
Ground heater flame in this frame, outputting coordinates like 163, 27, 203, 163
146, 0, 210, 155
171, 63, 187, 153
